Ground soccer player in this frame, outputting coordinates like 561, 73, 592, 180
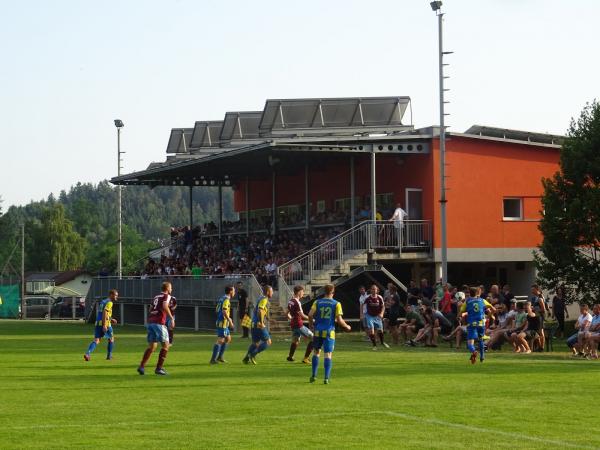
308, 284, 351, 384
210, 285, 235, 364
364, 284, 389, 350
286, 285, 313, 363
460, 286, 496, 364
242, 285, 273, 365
137, 281, 175, 375
84, 289, 118, 361
166, 295, 177, 345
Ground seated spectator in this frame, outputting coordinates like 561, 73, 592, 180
583, 304, 600, 359
420, 278, 434, 306
486, 302, 515, 350
567, 303, 593, 356
414, 306, 437, 347
400, 304, 424, 346
505, 302, 530, 353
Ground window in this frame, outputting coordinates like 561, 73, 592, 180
316, 200, 326, 213
503, 198, 523, 221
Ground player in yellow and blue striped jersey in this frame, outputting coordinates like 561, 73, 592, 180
242, 285, 273, 365
210, 285, 235, 364
459, 286, 496, 364
308, 284, 351, 384
84, 289, 118, 361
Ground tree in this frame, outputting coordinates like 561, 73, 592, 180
535, 101, 600, 305
25, 204, 87, 271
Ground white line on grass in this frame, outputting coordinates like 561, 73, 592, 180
380, 411, 598, 449
5, 410, 598, 449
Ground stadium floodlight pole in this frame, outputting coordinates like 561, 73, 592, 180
431, 0, 448, 284
21, 222, 25, 319
114, 119, 124, 280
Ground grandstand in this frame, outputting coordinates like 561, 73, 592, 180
103, 95, 563, 328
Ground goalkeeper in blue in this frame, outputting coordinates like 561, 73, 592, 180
459, 286, 496, 364
308, 284, 351, 384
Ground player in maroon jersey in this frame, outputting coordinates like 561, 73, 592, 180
137, 281, 175, 375
364, 284, 389, 350
286, 285, 314, 363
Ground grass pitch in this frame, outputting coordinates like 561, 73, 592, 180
0, 320, 599, 450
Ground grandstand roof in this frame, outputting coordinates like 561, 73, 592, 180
112, 96, 563, 188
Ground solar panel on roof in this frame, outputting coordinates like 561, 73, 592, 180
190, 121, 223, 148
259, 97, 410, 133
166, 128, 193, 154
220, 112, 262, 141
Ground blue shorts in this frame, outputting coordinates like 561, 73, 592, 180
251, 327, 270, 343
147, 323, 169, 343
467, 325, 485, 341
365, 314, 383, 330
313, 336, 335, 353
216, 327, 230, 338
292, 326, 314, 339
94, 325, 113, 340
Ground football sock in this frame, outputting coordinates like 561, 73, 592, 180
289, 342, 298, 358
218, 343, 227, 359
479, 338, 485, 358
378, 330, 385, 345
107, 341, 114, 358
304, 341, 313, 359
86, 341, 97, 355
168, 330, 174, 344
311, 355, 319, 378
324, 357, 332, 379
247, 343, 255, 357
467, 342, 476, 353
211, 344, 221, 361
256, 341, 269, 354
369, 334, 377, 346
140, 348, 153, 368
157, 348, 168, 369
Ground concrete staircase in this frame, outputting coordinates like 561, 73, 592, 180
268, 301, 290, 333
277, 220, 432, 302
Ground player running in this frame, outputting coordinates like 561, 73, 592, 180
242, 285, 273, 365
84, 289, 118, 361
137, 281, 175, 375
210, 285, 235, 364
364, 284, 389, 350
460, 286, 496, 364
308, 284, 351, 384
286, 285, 313, 363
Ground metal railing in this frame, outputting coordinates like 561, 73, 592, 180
277, 220, 431, 300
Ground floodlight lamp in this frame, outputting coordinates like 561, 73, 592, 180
114, 119, 124, 128
430, 1, 442, 11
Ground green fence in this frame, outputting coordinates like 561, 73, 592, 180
0, 284, 20, 318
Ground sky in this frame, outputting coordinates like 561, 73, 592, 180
1, 0, 599, 209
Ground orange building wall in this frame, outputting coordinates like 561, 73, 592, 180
434, 136, 560, 249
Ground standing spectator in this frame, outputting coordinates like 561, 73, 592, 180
407, 280, 420, 306
530, 284, 547, 350
439, 284, 454, 323
236, 281, 248, 326
364, 285, 389, 350
551, 286, 569, 338
500, 285, 514, 310
384, 285, 402, 345
357, 286, 369, 339
166, 295, 177, 345
525, 302, 543, 352
420, 278, 434, 306
390, 202, 407, 247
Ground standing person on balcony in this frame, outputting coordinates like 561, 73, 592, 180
364, 284, 389, 350
243, 285, 273, 365
390, 203, 407, 248
210, 285, 235, 364
286, 285, 314, 363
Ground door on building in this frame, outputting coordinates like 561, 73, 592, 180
405, 188, 423, 246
